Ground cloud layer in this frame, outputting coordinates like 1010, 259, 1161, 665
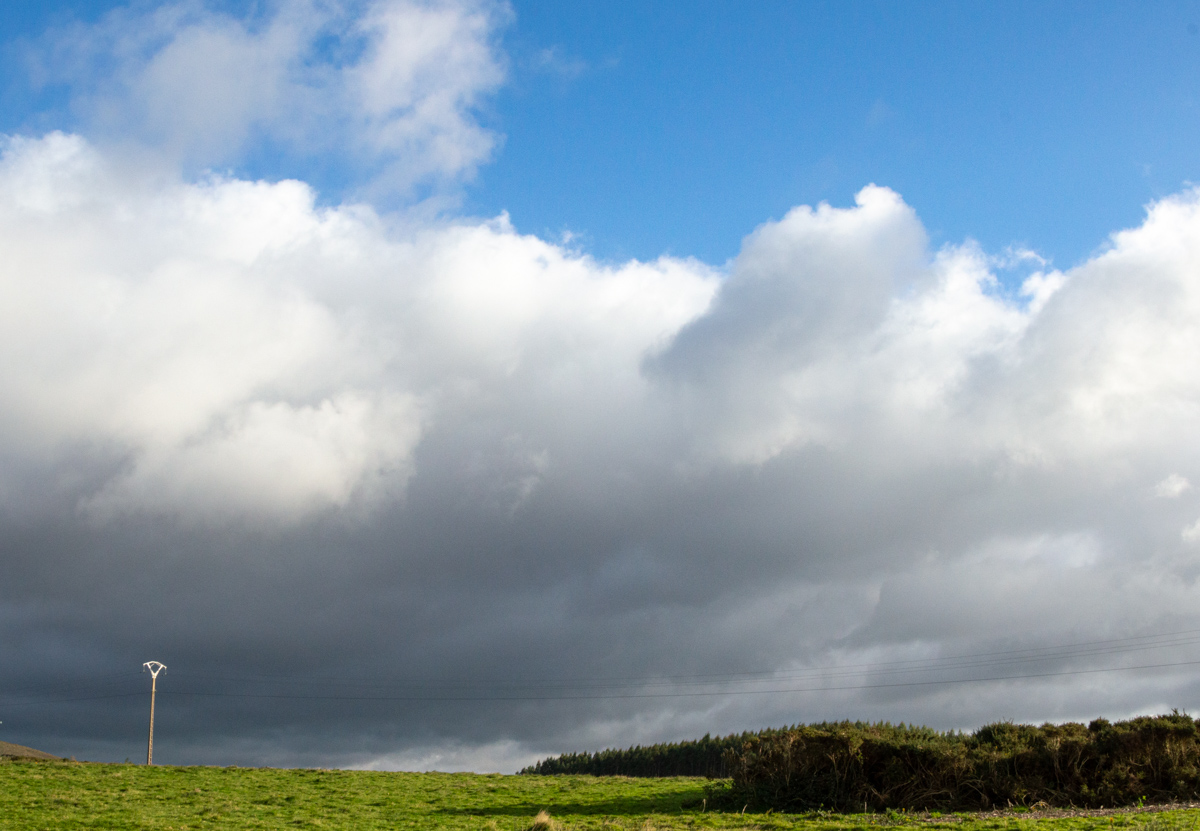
4, 0, 1200, 773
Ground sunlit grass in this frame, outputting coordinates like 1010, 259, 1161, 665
3, 759, 1200, 830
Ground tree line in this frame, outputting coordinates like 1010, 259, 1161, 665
525, 713, 1200, 812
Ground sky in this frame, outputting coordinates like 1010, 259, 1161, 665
2, 0, 1200, 773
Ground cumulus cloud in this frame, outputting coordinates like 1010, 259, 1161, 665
650, 185, 1029, 464
0, 130, 716, 523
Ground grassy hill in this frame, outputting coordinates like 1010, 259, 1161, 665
3, 758, 1200, 830
0, 740, 61, 761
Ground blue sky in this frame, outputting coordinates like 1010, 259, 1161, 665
481, 1, 1200, 267
4, 1, 1199, 266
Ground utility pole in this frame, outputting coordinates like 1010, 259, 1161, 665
143, 661, 166, 765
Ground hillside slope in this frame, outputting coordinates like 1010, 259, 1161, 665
0, 740, 60, 760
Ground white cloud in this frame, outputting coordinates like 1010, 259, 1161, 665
1184, 519, 1200, 543
30, 0, 509, 195
354, 739, 540, 773
1018, 269, 1067, 314
1156, 474, 1191, 498
650, 185, 1027, 464
80, 393, 422, 523
0, 131, 717, 523
7, 133, 1200, 578
529, 46, 588, 79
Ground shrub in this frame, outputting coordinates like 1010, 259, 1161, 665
719, 712, 1200, 812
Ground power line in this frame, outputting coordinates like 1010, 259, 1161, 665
0, 692, 143, 708
5, 627, 1200, 708
0, 671, 153, 698
4, 656, 1200, 707
155, 629, 1200, 691
131, 656, 1200, 701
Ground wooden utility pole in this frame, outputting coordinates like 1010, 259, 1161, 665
143, 661, 166, 765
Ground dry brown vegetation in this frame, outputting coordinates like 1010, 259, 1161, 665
0, 740, 60, 761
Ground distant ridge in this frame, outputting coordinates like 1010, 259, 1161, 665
0, 740, 61, 761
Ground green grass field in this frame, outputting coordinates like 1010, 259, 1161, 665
4, 759, 1200, 831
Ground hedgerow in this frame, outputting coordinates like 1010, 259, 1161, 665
718, 713, 1200, 812
525, 713, 1200, 813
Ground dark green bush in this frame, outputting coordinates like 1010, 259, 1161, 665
523, 713, 1200, 812
720, 712, 1200, 812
